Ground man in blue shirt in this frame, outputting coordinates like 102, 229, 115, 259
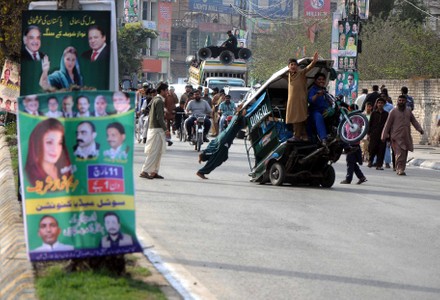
218, 94, 236, 132
307, 73, 329, 145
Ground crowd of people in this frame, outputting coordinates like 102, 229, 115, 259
135, 81, 241, 179
348, 84, 424, 180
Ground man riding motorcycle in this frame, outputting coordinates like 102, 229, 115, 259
185, 90, 212, 142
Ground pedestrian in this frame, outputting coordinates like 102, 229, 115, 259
367, 97, 388, 170
164, 87, 176, 146
401, 86, 414, 111
285, 51, 318, 141
355, 88, 368, 109
381, 95, 424, 176
361, 84, 380, 111
361, 102, 373, 162
211, 88, 224, 137
196, 107, 246, 179
341, 104, 367, 184
139, 82, 169, 179
380, 88, 394, 169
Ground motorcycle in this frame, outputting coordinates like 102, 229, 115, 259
190, 115, 206, 152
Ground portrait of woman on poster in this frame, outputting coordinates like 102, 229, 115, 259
39, 46, 83, 91
25, 118, 72, 186
346, 35, 357, 51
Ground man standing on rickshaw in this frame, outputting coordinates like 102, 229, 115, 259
286, 51, 319, 141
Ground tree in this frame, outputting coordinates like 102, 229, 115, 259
393, 0, 428, 24
358, 17, 440, 80
368, 0, 394, 19
249, 19, 331, 83
117, 22, 158, 79
0, 0, 32, 63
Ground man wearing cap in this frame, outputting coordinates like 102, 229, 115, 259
221, 30, 238, 52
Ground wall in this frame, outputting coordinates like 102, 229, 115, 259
360, 79, 440, 146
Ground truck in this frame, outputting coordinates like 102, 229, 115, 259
187, 45, 252, 90
188, 58, 247, 91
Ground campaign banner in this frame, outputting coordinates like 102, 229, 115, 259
340, 0, 369, 19
21, 10, 111, 96
337, 21, 359, 57
0, 59, 20, 114
157, 2, 172, 58
18, 90, 141, 261
335, 71, 358, 104
123, 0, 140, 23
304, 0, 331, 19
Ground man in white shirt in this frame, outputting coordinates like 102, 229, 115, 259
355, 88, 368, 109
45, 96, 63, 118
32, 215, 74, 252
23, 95, 43, 116
61, 95, 76, 118
73, 121, 100, 159
112, 91, 131, 114
76, 95, 91, 117
103, 122, 128, 160
81, 25, 109, 62
92, 95, 109, 117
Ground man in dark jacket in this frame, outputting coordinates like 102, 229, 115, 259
361, 84, 380, 111
367, 97, 388, 170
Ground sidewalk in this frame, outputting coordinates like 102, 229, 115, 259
408, 145, 440, 171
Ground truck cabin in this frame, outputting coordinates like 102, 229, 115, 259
204, 77, 246, 91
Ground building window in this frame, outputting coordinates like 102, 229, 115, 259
142, 1, 148, 20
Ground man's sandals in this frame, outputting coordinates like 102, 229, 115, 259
139, 172, 164, 179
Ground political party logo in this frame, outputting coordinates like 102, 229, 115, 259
310, 0, 324, 9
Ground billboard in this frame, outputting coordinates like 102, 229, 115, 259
18, 90, 141, 261
304, 0, 331, 18
21, 10, 111, 96
190, 0, 293, 19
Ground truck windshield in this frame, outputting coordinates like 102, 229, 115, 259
208, 79, 245, 90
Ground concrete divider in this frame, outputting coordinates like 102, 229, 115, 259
0, 128, 36, 299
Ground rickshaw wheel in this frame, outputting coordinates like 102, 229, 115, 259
320, 165, 335, 188
269, 162, 285, 186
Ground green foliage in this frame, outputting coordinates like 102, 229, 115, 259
249, 20, 332, 83
358, 17, 440, 80
368, 0, 394, 19
393, 0, 428, 24
0, 0, 33, 62
36, 264, 165, 300
117, 23, 158, 78
4, 121, 17, 136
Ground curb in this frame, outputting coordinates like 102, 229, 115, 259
0, 128, 36, 300
408, 158, 440, 171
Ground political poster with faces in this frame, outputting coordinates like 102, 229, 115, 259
0, 59, 20, 114
17, 90, 141, 261
21, 10, 111, 97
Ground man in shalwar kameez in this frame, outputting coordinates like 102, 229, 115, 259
381, 95, 424, 176
285, 51, 319, 141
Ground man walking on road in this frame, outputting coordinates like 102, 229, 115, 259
381, 95, 424, 176
139, 82, 169, 179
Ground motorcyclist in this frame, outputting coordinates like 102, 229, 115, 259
185, 90, 212, 142
218, 94, 236, 132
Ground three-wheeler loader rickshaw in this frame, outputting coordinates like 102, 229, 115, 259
241, 58, 368, 187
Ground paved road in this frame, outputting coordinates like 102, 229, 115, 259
134, 138, 440, 300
